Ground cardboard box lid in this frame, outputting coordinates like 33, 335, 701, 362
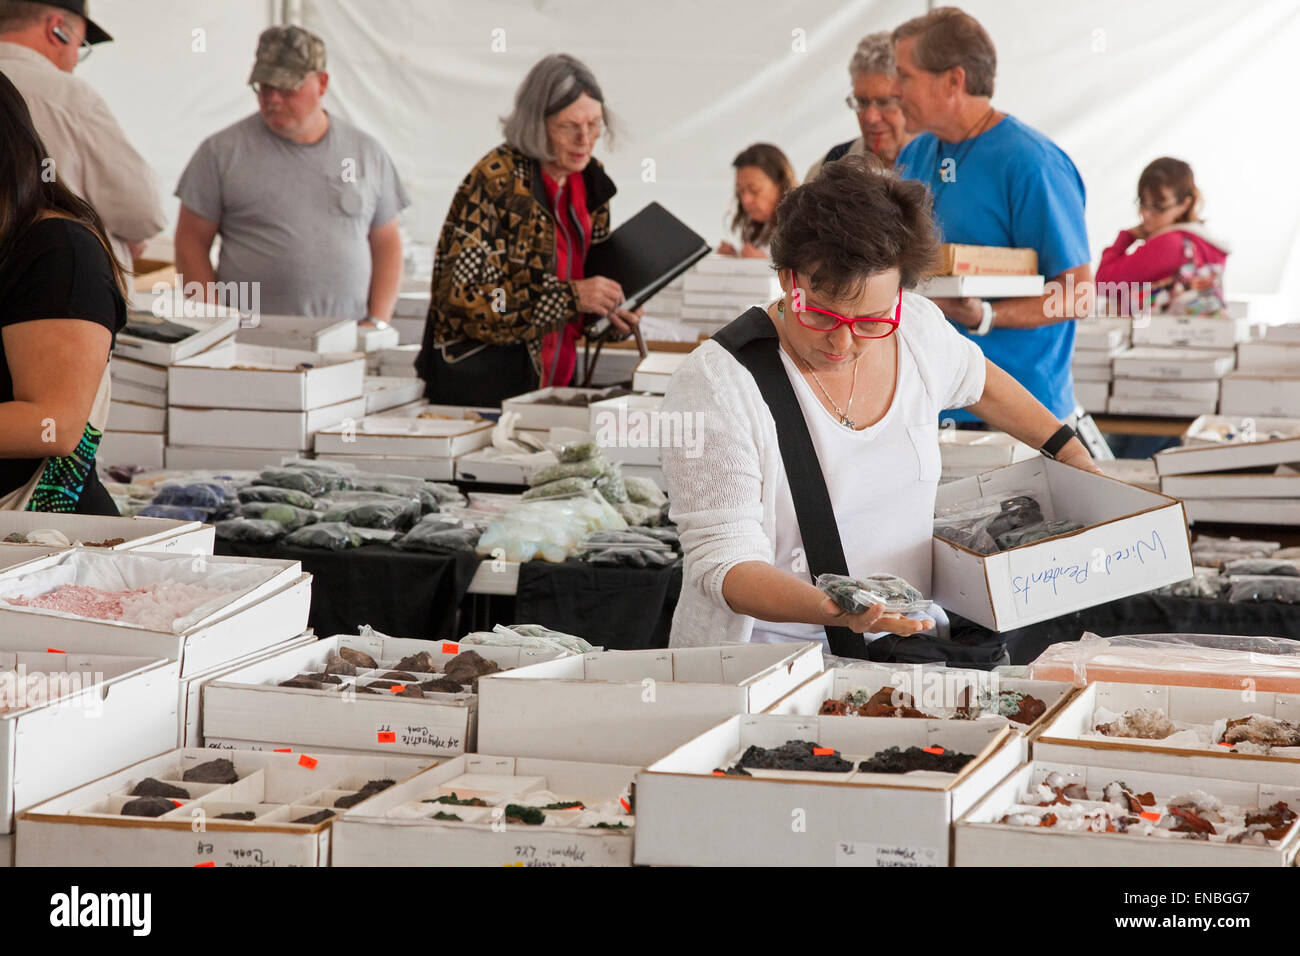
169, 344, 366, 411
938, 243, 1038, 276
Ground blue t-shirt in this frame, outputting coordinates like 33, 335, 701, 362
895, 114, 1089, 421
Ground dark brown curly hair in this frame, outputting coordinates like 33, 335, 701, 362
729, 143, 797, 247
768, 153, 939, 300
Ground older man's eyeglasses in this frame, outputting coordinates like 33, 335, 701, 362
549, 119, 603, 144
844, 94, 901, 114
52, 24, 92, 61
789, 272, 902, 338
251, 78, 310, 98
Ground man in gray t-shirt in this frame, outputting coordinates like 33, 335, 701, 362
174, 25, 409, 323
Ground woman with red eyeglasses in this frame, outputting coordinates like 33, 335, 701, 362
660, 156, 1099, 657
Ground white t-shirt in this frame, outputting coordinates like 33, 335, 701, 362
749, 329, 967, 646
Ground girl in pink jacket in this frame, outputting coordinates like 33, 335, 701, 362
1096, 157, 1230, 313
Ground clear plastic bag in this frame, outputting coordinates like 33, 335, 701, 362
238, 501, 318, 530
214, 518, 285, 543
994, 518, 1086, 551
531, 458, 608, 485
282, 521, 365, 550
614, 500, 663, 527
152, 481, 235, 512
458, 623, 594, 655
581, 529, 677, 551
521, 476, 596, 501
1155, 568, 1223, 599
549, 438, 598, 463
257, 468, 331, 496
395, 517, 482, 553
475, 495, 626, 563
319, 492, 422, 530
1227, 575, 1300, 605
138, 503, 211, 521
425, 482, 467, 508
624, 476, 667, 508
1223, 558, 1300, 578
1191, 535, 1282, 564
816, 572, 930, 614
933, 490, 1047, 555
237, 485, 316, 509
582, 546, 678, 568
594, 468, 628, 504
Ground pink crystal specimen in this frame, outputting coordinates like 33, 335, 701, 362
7, 581, 232, 630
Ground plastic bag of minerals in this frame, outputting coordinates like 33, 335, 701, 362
521, 476, 596, 501
816, 572, 930, 615
318, 491, 422, 530
993, 518, 1086, 551
530, 457, 609, 485
283, 521, 365, 550
581, 528, 679, 551
614, 500, 662, 527
1191, 535, 1281, 568
238, 501, 319, 530
394, 515, 483, 553
151, 480, 237, 514
214, 518, 286, 543
594, 467, 629, 504
256, 467, 334, 496
933, 489, 1045, 555
425, 481, 467, 509
237, 485, 316, 509
1227, 575, 1300, 605
582, 546, 679, 568
137, 503, 211, 521
458, 623, 594, 656
1155, 568, 1223, 599
1223, 557, 1300, 577
548, 436, 599, 463
281, 458, 355, 492
624, 476, 667, 508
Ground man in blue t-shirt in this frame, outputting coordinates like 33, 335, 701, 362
890, 8, 1091, 422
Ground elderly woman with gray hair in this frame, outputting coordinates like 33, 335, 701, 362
805, 31, 913, 181
416, 53, 640, 406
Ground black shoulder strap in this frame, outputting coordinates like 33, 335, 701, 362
824, 140, 854, 164
713, 309, 865, 658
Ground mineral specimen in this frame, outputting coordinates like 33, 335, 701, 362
121, 797, 176, 817
737, 740, 853, 773
291, 809, 335, 824
336, 647, 378, 669
443, 650, 500, 687
333, 779, 395, 809
182, 758, 238, 784
1222, 715, 1300, 748
395, 651, 436, 672
1094, 708, 1178, 740
130, 778, 189, 799
420, 677, 464, 693
216, 811, 256, 821
856, 746, 975, 774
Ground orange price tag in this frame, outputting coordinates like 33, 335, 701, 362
194, 861, 215, 867
377, 731, 396, 743
389, 684, 405, 693
1218, 742, 1234, 748
923, 746, 946, 755
441, 642, 458, 654
620, 797, 631, 813
812, 747, 834, 756
171, 800, 183, 808
298, 754, 318, 769
273, 748, 291, 753
1140, 811, 1161, 821
47, 648, 66, 654
711, 770, 726, 776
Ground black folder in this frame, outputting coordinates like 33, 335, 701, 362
583, 201, 711, 311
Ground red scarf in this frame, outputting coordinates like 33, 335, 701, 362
539, 170, 590, 387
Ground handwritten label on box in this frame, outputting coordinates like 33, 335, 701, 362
375, 722, 462, 753
835, 842, 941, 867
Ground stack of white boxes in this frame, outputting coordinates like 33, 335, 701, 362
102, 294, 241, 471
165, 345, 367, 471
679, 255, 780, 337
1071, 318, 1129, 413
642, 275, 686, 324
1221, 324, 1300, 418
1107, 313, 1254, 417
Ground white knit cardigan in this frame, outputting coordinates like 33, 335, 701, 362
660, 292, 987, 648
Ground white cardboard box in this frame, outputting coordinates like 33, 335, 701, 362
0, 512, 210, 556
1072, 365, 1113, 383
389, 317, 425, 347
455, 447, 550, 485
1161, 469, 1300, 500
1132, 315, 1255, 349
0, 650, 179, 831
476, 643, 824, 765
1264, 324, 1300, 345
1033, 681, 1300, 785
1112, 347, 1235, 381
1075, 381, 1110, 412
502, 387, 611, 431
682, 272, 779, 296
1106, 395, 1217, 417
915, 274, 1045, 299
635, 713, 1020, 867
588, 393, 670, 466
1096, 458, 1159, 492
314, 454, 455, 481
169, 396, 367, 450
1179, 414, 1300, 448
1074, 318, 1131, 351
633, 352, 690, 394
937, 430, 1036, 471
363, 376, 424, 415
0, 550, 310, 678
332, 754, 638, 867
314, 414, 492, 458
204, 633, 573, 758
1110, 378, 1220, 403
164, 445, 301, 471
98, 430, 164, 470
931, 459, 1193, 631
109, 355, 168, 391
237, 315, 358, 353
107, 400, 167, 433
16, 748, 435, 867
108, 379, 167, 408
116, 302, 240, 366
1181, 497, 1300, 525
394, 291, 430, 318
1237, 340, 1300, 372
169, 345, 366, 411
690, 254, 775, 277
954, 759, 1300, 866
1220, 372, 1300, 417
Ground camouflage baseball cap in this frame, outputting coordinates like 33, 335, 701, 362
249, 26, 326, 89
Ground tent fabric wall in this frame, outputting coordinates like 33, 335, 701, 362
69, 1, 1300, 307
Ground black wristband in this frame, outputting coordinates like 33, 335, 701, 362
1040, 424, 1078, 460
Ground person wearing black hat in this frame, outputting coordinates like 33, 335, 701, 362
0, 0, 165, 268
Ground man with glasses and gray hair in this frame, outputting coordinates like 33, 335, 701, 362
0, 0, 166, 270
174, 25, 409, 325
805, 31, 913, 181
416, 53, 641, 406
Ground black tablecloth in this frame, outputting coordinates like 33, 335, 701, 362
215, 540, 481, 639
515, 560, 682, 650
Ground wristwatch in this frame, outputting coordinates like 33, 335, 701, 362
363, 315, 391, 330
972, 300, 996, 336
1040, 424, 1078, 460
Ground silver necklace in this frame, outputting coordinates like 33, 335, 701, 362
805, 354, 861, 428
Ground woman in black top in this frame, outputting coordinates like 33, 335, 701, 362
0, 71, 127, 515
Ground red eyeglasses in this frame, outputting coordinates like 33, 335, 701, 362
789, 271, 902, 339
